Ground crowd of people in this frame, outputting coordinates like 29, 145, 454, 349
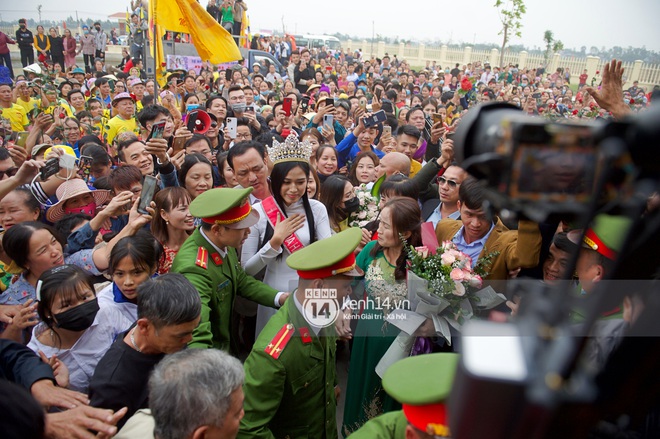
0, 19, 115, 79
0, 12, 658, 438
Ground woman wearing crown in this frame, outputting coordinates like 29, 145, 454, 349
241, 133, 333, 335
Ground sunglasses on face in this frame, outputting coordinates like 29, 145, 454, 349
436, 176, 460, 189
0, 167, 18, 179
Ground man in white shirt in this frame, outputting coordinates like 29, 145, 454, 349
479, 65, 494, 85
423, 165, 467, 228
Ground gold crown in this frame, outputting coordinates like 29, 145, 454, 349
267, 133, 312, 165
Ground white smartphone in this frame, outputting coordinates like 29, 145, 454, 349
226, 117, 237, 139
323, 114, 334, 129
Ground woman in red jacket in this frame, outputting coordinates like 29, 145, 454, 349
63, 29, 77, 69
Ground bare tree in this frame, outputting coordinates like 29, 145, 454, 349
37, 4, 42, 22
494, 0, 526, 68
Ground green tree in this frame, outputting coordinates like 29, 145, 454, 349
543, 30, 554, 65
494, 0, 526, 68
543, 29, 563, 66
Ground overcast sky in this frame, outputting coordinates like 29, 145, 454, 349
4, 0, 660, 52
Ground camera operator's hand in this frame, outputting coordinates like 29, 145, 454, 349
321, 123, 336, 146
144, 138, 169, 164
371, 93, 382, 112
173, 125, 192, 139
7, 142, 28, 168
98, 191, 133, 219
353, 107, 365, 125
53, 107, 66, 127
223, 126, 234, 144
35, 112, 54, 131
353, 111, 369, 137
429, 121, 446, 144
585, 59, 630, 120
170, 149, 186, 170
439, 139, 454, 167
127, 198, 155, 230
161, 92, 176, 109
282, 114, 295, 131
312, 102, 335, 125
9, 159, 42, 185
377, 130, 393, 152
243, 111, 261, 131
44, 146, 63, 162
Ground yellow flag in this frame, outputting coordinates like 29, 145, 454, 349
156, 0, 242, 64
148, 0, 167, 87
241, 11, 250, 49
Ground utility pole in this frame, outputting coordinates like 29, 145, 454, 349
371, 21, 374, 58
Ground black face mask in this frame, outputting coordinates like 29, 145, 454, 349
344, 196, 360, 214
53, 298, 99, 331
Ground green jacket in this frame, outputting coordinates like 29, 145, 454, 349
347, 411, 408, 438
238, 298, 338, 439
171, 228, 278, 352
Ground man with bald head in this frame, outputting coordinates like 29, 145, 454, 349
423, 165, 467, 227
376, 152, 411, 179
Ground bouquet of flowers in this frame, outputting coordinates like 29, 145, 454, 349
375, 239, 505, 377
404, 241, 503, 329
348, 184, 379, 228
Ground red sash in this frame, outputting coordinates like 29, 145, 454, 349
261, 196, 305, 254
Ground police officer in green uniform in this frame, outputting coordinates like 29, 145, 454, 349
171, 187, 288, 353
348, 353, 459, 438
568, 213, 633, 319
238, 227, 364, 439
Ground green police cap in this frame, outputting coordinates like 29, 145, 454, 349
286, 227, 364, 279
383, 353, 459, 436
190, 187, 259, 229
568, 214, 633, 260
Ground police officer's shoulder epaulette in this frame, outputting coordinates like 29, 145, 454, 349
195, 247, 209, 269
264, 323, 295, 360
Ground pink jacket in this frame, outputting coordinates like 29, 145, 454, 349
64, 36, 77, 56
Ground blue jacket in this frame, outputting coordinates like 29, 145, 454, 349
335, 132, 385, 169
